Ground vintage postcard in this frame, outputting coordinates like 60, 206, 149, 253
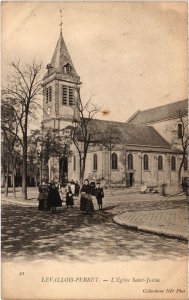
1, 1, 188, 300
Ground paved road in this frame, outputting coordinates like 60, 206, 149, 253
2, 202, 187, 263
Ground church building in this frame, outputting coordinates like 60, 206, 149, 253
41, 27, 188, 190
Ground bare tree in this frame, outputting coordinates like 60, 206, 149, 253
27, 132, 41, 187
96, 123, 121, 187
67, 86, 99, 184
170, 109, 188, 184
2, 60, 42, 199
1, 101, 21, 197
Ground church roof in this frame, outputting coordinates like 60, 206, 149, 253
86, 118, 178, 152
127, 99, 188, 124
49, 31, 78, 76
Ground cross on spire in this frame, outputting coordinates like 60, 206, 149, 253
59, 9, 63, 33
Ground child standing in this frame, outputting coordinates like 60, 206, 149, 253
95, 182, 104, 210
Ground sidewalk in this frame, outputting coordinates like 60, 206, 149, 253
2, 196, 37, 207
1, 188, 38, 207
112, 193, 188, 241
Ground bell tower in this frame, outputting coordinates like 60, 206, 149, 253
41, 18, 81, 183
42, 24, 81, 131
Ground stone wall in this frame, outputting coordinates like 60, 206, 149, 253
68, 147, 185, 187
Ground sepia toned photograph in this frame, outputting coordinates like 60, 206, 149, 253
1, 1, 188, 299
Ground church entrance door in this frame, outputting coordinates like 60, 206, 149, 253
129, 173, 133, 187
59, 157, 68, 185
126, 172, 134, 187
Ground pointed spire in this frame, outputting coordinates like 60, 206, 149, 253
47, 13, 78, 77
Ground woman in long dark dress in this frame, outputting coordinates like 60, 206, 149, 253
80, 179, 94, 214
47, 183, 62, 213
66, 184, 74, 208
75, 181, 80, 197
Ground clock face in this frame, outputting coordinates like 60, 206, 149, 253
47, 107, 51, 115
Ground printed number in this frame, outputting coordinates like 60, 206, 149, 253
19, 272, 24, 276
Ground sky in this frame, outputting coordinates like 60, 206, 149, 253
1, 1, 188, 126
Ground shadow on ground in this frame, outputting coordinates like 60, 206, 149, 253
1, 204, 187, 263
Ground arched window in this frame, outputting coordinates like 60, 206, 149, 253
178, 123, 183, 139
143, 155, 149, 170
111, 153, 118, 170
184, 156, 188, 171
93, 154, 97, 171
73, 155, 76, 171
158, 156, 163, 170
128, 153, 133, 170
171, 156, 176, 171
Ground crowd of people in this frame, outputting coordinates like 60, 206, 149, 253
37, 179, 104, 214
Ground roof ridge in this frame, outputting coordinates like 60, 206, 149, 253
138, 99, 188, 113
126, 109, 140, 123
88, 117, 153, 128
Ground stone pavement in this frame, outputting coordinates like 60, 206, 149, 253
112, 193, 188, 241
1, 187, 188, 241
113, 208, 188, 241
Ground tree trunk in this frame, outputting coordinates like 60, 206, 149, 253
178, 167, 182, 185
82, 156, 86, 184
80, 162, 84, 185
3, 173, 6, 189
2, 167, 5, 188
12, 166, 16, 198
178, 156, 184, 186
5, 161, 9, 197
61, 157, 65, 183
79, 154, 83, 185
22, 142, 28, 200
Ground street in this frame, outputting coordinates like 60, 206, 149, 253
2, 201, 187, 263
